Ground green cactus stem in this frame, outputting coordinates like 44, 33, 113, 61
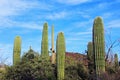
13, 36, 21, 65
114, 53, 119, 70
87, 42, 94, 74
51, 25, 56, 64
92, 17, 105, 76
56, 32, 66, 80
41, 22, 49, 59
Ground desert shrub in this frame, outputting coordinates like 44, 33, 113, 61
4, 49, 56, 80
65, 66, 82, 80
77, 63, 89, 80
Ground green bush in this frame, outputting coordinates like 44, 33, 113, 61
4, 49, 56, 80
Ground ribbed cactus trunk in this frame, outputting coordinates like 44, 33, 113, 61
87, 42, 94, 74
56, 32, 66, 80
92, 17, 105, 76
51, 25, 56, 64
114, 53, 119, 70
13, 36, 21, 65
41, 23, 49, 59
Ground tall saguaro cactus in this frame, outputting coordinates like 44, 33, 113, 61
41, 23, 49, 59
56, 32, 66, 80
87, 42, 94, 74
114, 53, 119, 70
51, 25, 56, 64
92, 17, 105, 76
13, 36, 21, 65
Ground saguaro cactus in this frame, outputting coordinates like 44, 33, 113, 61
56, 32, 66, 80
13, 36, 21, 65
51, 25, 56, 64
87, 42, 93, 61
92, 17, 105, 76
114, 53, 119, 70
41, 22, 49, 59
87, 42, 94, 74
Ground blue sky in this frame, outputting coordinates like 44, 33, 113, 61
0, 0, 120, 65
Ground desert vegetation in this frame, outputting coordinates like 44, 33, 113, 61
0, 16, 120, 80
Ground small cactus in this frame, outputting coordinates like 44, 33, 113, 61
114, 53, 119, 70
87, 42, 94, 74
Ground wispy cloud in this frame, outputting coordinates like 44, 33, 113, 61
0, 18, 43, 30
97, 1, 120, 10
98, 2, 109, 9
0, 0, 36, 16
76, 31, 92, 35
107, 19, 120, 28
102, 12, 114, 19
0, 0, 52, 30
76, 11, 91, 19
46, 11, 67, 20
66, 37, 84, 41
17, 22, 43, 30
0, 0, 52, 17
56, 0, 91, 5
73, 19, 93, 28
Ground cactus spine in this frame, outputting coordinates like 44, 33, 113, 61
92, 17, 105, 76
41, 23, 49, 59
51, 25, 56, 64
87, 42, 94, 74
56, 32, 66, 80
13, 36, 21, 65
114, 53, 119, 70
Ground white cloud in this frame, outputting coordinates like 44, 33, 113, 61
77, 11, 91, 19
0, 0, 35, 16
46, 11, 67, 20
73, 18, 93, 28
0, 18, 43, 30
56, 0, 91, 5
0, 0, 52, 30
0, 0, 52, 17
97, 1, 120, 10
107, 20, 120, 28
18, 22, 43, 30
102, 12, 114, 19
66, 37, 84, 41
98, 2, 109, 9
76, 31, 92, 35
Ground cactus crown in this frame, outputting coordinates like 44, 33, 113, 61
14, 36, 21, 51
